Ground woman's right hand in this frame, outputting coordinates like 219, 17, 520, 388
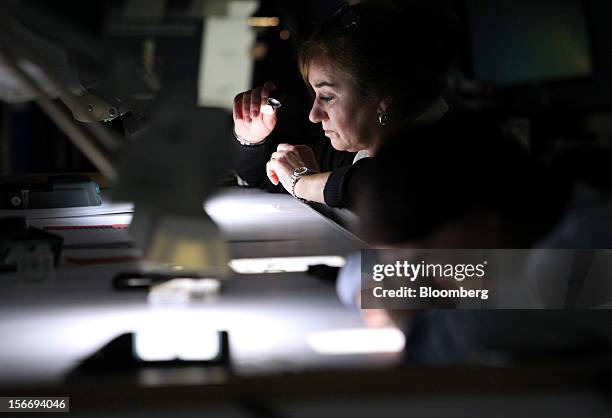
232, 81, 277, 144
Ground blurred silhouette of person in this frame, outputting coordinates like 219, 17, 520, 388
356, 118, 565, 249
337, 117, 612, 365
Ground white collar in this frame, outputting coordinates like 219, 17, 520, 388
353, 149, 370, 164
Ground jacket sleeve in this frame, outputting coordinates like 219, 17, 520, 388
231, 132, 361, 203
324, 157, 374, 208
231, 132, 283, 192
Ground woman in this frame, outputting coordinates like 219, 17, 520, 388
232, 0, 457, 208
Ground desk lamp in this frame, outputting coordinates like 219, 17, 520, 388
0, 0, 257, 277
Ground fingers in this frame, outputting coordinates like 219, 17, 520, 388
233, 82, 277, 121
276, 143, 294, 152
292, 144, 315, 161
292, 144, 315, 155
233, 93, 243, 121
266, 157, 291, 186
270, 150, 303, 168
293, 145, 320, 172
242, 90, 252, 123
267, 168, 279, 185
250, 86, 262, 118
277, 143, 313, 154
267, 142, 316, 190
266, 156, 278, 185
276, 143, 313, 166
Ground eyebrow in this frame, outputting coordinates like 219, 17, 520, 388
314, 81, 336, 88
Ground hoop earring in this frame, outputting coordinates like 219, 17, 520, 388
378, 111, 389, 126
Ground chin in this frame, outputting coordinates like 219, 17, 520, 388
330, 137, 350, 152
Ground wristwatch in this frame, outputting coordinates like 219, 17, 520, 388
290, 166, 315, 202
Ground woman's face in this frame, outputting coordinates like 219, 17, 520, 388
307, 57, 382, 153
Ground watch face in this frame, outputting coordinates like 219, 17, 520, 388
294, 166, 309, 176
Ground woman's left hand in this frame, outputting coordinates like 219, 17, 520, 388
266, 143, 319, 192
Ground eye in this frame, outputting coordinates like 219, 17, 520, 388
319, 95, 334, 103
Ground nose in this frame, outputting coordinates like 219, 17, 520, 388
309, 101, 327, 124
